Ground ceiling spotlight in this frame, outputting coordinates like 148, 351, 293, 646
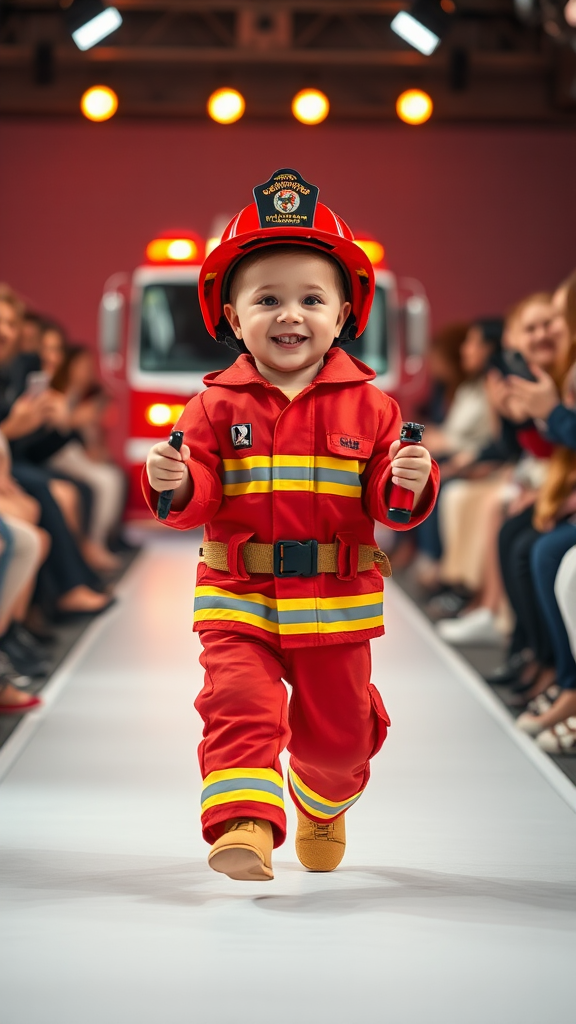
292, 88, 330, 124
565, 0, 576, 28
207, 88, 246, 124
396, 89, 433, 125
80, 85, 118, 121
391, 1, 450, 56
66, 0, 122, 52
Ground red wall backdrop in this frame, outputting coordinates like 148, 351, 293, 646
1, 119, 575, 342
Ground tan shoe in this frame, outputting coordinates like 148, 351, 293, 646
208, 818, 274, 881
295, 808, 346, 872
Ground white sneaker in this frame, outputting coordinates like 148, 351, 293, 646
436, 607, 502, 646
535, 718, 576, 753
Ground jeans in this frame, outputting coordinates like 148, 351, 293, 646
498, 506, 553, 665
531, 522, 576, 691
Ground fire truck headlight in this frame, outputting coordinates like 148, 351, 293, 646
166, 239, 196, 261
146, 403, 186, 427
146, 404, 172, 427
355, 240, 385, 266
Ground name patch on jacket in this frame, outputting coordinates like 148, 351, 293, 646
327, 432, 373, 459
231, 423, 253, 449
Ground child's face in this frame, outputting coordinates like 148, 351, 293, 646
224, 250, 351, 376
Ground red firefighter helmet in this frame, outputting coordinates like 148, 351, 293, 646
199, 168, 375, 347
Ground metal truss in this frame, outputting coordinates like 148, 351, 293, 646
0, 0, 575, 120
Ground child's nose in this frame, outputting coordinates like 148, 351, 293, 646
276, 305, 304, 323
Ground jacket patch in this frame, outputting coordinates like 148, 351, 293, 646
327, 432, 373, 459
231, 423, 253, 449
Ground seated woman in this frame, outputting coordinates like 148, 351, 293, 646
414, 319, 501, 591
431, 297, 554, 638
472, 274, 576, 709
43, 340, 126, 573
499, 301, 576, 749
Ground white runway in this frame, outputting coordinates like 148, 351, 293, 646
1, 533, 576, 1024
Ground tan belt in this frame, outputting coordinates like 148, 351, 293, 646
199, 540, 392, 577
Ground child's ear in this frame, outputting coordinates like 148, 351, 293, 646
223, 303, 242, 339
336, 301, 352, 334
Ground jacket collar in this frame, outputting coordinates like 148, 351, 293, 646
203, 347, 376, 389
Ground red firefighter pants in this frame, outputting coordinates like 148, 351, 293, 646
195, 630, 390, 847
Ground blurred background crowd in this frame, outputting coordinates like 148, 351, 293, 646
383, 271, 576, 757
1, 272, 576, 763
0, 282, 127, 717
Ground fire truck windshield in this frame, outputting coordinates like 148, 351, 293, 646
139, 281, 388, 375
139, 283, 236, 373
346, 285, 388, 375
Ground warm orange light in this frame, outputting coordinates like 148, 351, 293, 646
396, 89, 433, 125
146, 238, 199, 263
80, 85, 118, 122
207, 88, 245, 124
205, 236, 221, 256
146, 403, 186, 427
355, 239, 385, 266
292, 88, 330, 125
440, 0, 456, 12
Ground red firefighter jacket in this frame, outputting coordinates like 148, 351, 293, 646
143, 347, 439, 648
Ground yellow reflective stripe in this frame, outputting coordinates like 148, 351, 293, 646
273, 455, 314, 467
196, 587, 382, 612
222, 456, 273, 471
289, 767, 362, 819
279, 616, 382, 635
315, 456, 366, 473
196, 586, 277, 608
223, 481, 273, 495
201, 767, 284, 813
222, 454, 365, 498
202, 789, 285, 812
194, 607, 280, 633
194, 586, 383, 635
289, 767, 362, 809
204, 767, 282, 785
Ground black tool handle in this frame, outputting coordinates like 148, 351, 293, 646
157, 430, 184, 520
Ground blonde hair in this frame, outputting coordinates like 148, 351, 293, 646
504, 291, 551, 331
534, 270, 576, 531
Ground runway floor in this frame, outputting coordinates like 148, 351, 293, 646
1, 533, 576, 1024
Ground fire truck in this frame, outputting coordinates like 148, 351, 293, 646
98, 229, 430, 517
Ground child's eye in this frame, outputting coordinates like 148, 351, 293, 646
258, 296, 278, 306
303, 296, 322, 305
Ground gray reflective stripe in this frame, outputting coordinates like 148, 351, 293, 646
314, 468, 360, 486
194, 594, 279, 622
272, 466, 313, 481
290, 777, 361, 815
202, 777, 284, 802
278, 601, 383, 625
224, 467, 272, 484
195, 594, 382, 625
222, 464, 360, 486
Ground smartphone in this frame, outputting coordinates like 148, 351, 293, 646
491, 350, 537, 383
24, 370, 50, 397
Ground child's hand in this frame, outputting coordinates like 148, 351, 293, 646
388, 439, 432, 505
146, 440, 191, 493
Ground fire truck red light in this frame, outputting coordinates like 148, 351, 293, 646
146, 404, 172, 426
146, 238, 199, 264
355, 239, 385, 266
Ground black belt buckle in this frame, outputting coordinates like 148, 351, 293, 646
274, 540, 318, 578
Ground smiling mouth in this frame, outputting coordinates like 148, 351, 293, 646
271, 334, 308, 346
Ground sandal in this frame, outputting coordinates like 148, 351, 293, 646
536, 718, 576, 754
526, 685, 561, 716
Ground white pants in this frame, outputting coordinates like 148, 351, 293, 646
555, 544, 576, 661
0, 517, 42, 622
49, 441, 125, 545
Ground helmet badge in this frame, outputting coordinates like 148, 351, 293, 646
254, 168, 319, 228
